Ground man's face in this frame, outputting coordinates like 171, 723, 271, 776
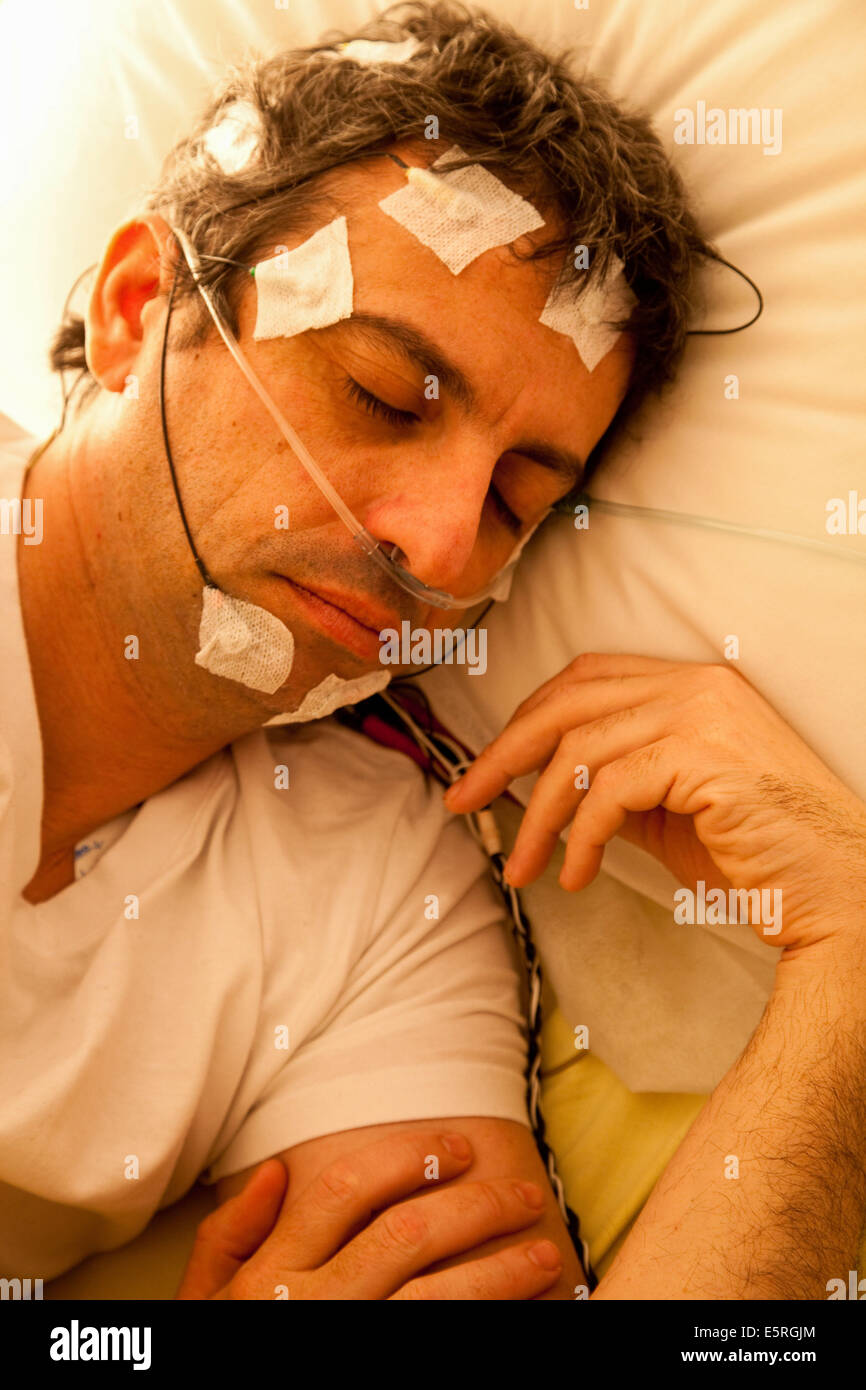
101, 146, 633, 715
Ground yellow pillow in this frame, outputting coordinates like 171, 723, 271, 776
541, 1004, 866, 1286
540, 1003, 705, 1279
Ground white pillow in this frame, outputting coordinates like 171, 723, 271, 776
419, 0, 866, 1089
1, 0, 862, 1089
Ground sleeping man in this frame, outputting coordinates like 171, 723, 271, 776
3, 1, 864, 1300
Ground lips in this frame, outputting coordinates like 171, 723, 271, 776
275, 574, 404, 662
288, 581, 403, 635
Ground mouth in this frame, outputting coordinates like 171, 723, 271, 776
277, 576, 401, 662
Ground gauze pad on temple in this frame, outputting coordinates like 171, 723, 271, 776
378, 144, 545, 274
323, 36, 421, 65
195, 586, 295, 694
202, 100, 261, 175
539, 255, 637, 372
269, 669, 392, 724
253, 216, 353, 341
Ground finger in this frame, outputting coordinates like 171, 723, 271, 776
259, 1131, 474, 1272
445, 674, 672, 814
322, 1177, 549, 1300
617, 807, 733, 892
510, 651, 692, 723
389, 1238, 565, 1301
560, 738, 682, 891
175, 1159, 288, 1300
504, 702, 673, 886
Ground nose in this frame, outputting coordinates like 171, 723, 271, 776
376, 522, 478, 599
363, 448, 509, 599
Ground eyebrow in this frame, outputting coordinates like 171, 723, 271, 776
334, 311, 585, 486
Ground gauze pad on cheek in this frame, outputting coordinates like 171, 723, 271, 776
378, 144, 545, 275
539, 255, 637, 372
268, 669, 392, 725
195, 586, 295, 694
253, 216, 353, 341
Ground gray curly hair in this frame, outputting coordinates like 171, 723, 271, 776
50, 0, 717, 479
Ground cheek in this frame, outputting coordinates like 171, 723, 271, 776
244, 335, 358, 459
187, 332, 405, 548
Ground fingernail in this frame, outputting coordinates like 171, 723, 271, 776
527, 1240, 562, 1271
443, 782, 464, 807
514, 1181, 545, 1208
440, 1133, 471, 1160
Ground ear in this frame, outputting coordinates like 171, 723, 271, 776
84, 213, 179, 392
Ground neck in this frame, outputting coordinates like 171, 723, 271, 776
16, 428, 266, 868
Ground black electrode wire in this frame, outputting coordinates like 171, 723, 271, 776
362, 681, 598, 1291
212, 143, 764, 338
397, 599, 495, 678
161, 255, 592, 1273
158, 261, 219, 590
56, 141, 763, 440
687, 250, 763, 335
58, 218, 759, 612
166, 244, 509, 633
382, 153, 764, 336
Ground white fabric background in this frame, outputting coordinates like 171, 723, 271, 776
0, 0, 863, 1089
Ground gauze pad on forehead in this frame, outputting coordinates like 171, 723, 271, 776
268, 669, 392, 724
378, 144, 545, 275
202, 100, 261, 176
253, 216, 353, 341
195, 586, 295, 694
539, 255, 637, 372
322, 36, 422, 65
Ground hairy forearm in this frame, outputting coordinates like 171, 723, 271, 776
594, 930, 866, 1300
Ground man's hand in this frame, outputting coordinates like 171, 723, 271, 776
445, 652, 866, 952
174, 655, 866, 1302
175, 1130, 565, 1300
443, 653, 866, 1297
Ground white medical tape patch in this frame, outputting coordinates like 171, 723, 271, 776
202, 100, 261, 176
253, 216, 354, 341
539, 255, 637, 372
377, 144, 545, 275
485, 518, 548, 602
269, 669, 392, 724
322, 36, 421, 65
195, 585, 296, 694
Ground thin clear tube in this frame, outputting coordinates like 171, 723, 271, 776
171, 225, 533, 610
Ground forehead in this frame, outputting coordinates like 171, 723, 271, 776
311, 148, 633, 441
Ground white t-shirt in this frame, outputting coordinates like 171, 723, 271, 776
0, 414, 528, 1281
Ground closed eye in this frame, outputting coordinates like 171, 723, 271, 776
486, 488, 524, 535
343, 374, 526, 535
342, 376, 420, 427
